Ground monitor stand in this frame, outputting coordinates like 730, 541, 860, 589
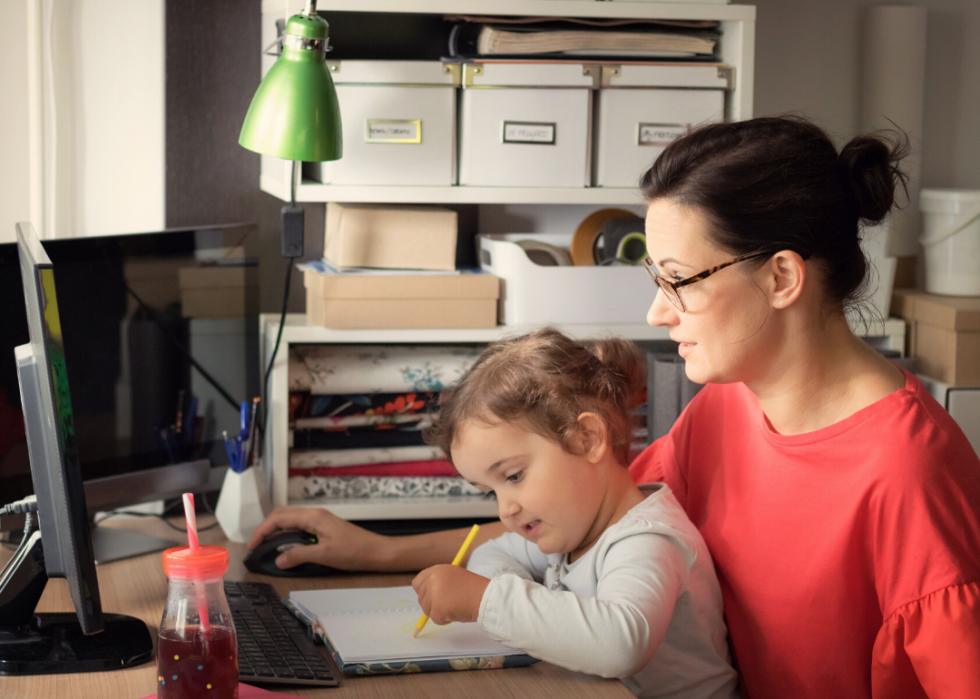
90, 525, 178, 565
0, 527, 154, 675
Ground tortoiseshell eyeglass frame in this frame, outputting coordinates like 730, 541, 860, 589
642, 251, 772, 313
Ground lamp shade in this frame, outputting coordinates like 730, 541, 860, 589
239, 12, 342, 162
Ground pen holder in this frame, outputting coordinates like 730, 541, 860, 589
215, 462, 272, 543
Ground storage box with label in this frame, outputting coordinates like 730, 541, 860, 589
478, 233, 653, 325
308, 61, 459, 186
891, 289, 980, 385
595, 65, 729, 188
458, 63, 594, 188
303, 263, 499, 330
178, 265, 259, 319
325, 203, 457, 271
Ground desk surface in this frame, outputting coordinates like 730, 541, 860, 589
0, 514, 630, 699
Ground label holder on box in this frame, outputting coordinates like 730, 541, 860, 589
638, 123, 690, 147
502, 121, 556, 145
366, 119, 422, 144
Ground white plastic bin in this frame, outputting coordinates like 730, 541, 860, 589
308, 61, 458, 186
459, 64, 593, 188
920, 189, 980, 296
478, 233, 653, 325
595, 65, 728, 188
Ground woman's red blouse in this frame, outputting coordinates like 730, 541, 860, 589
630, 369, 980, 698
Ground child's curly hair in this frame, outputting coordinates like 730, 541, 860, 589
424, 328, 646, 466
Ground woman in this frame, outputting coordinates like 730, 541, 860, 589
250, 116, 980, 698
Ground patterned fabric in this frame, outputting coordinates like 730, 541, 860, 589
288, 476, 483, 500
289, 345, 483, 394
288, 460, 459, 479
290, 428, 424, 451
290, 391, 439, 423
294, 413, 431, 429
290, 445, 445, 468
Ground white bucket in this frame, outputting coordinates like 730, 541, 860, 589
919, 189, 980, 296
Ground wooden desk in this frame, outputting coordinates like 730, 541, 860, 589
1, 514, 630, 699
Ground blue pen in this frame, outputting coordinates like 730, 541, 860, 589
235, 433, 244, 473
223, 430, 239, 472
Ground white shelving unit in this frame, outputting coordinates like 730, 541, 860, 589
259, 0, 757, 204
252, 2, 909, 522
259, 313, 905, 520
259, 313, 673, 519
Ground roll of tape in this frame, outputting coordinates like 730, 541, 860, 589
616, 231, 648, 264
516, 239, 572, 266
571, 208, 637, 266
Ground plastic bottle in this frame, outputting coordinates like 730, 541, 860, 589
158, 545, 238, 699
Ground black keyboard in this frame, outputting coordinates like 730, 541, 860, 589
225, 581, 339, 688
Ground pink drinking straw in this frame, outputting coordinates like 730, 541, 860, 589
182, 493, 211, 635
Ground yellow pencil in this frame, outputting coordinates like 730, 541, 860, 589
414, 524, 481, 638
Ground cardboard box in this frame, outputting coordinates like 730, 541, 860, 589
917, 374, 980, 458
324, 203, 457, 271
891, 289, 980, 384
179, 265, 258, 319
304, 267, 499, 329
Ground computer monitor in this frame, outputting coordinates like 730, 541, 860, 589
0, 223, 154, 675
0, 222, 260, 562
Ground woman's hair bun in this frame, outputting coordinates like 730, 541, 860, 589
838, 130, 910, 224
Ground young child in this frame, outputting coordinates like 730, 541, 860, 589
412, 328, 737, 699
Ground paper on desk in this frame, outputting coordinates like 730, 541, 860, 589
140, 683, 306, 699
290, 586, 522, 664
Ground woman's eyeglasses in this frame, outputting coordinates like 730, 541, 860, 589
642, 252, 771, 313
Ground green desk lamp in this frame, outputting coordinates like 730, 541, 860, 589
240, 0, 342, 258
241, 0, 342, 443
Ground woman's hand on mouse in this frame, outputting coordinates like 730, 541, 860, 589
412, 565, 490, 626
248, 506, 390, 572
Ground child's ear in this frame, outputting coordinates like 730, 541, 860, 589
576, 412, 609, 464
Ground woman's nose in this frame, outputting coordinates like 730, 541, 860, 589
647, 288, 679, 327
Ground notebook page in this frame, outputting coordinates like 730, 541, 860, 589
290, 586, 522, 664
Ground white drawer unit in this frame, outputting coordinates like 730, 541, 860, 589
459, 63, 595, 188
309, 61, 459, 187
595, 65, 730, 188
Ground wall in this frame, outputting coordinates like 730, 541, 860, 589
166, 0, 319, 314
753, 0, 980, 190
0, 1, 30, 244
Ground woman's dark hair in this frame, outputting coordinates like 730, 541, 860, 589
424, 328, 646, 467
640, 116, 909, 308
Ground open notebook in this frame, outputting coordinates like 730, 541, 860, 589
287, 586, 537, 675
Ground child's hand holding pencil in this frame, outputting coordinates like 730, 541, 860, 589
411, 526, 490, 634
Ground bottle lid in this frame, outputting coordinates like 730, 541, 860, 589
162, 545, 230, 579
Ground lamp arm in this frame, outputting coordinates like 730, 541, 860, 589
304, 0, 317, 15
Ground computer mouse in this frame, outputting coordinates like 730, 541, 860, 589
243, 529, 341, 577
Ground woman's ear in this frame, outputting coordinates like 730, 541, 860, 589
766, 250, 807, 310
575, 412, 609, 464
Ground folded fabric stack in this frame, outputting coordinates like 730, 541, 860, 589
288, 344, 485, 500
